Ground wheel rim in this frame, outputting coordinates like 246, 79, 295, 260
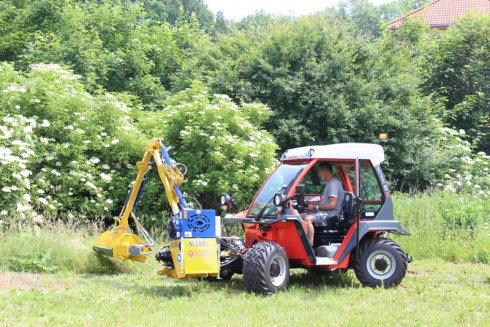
366, 250, 396, 280
270, 254, 287, 287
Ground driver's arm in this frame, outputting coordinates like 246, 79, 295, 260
307, 196, 337, 212
317, 196, 337, 210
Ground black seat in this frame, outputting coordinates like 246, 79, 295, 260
313, 191, 355, 247
341, 191, 355, 225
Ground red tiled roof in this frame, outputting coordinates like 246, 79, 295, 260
388, 0, 490, 28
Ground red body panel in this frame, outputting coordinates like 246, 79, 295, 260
244, 219, 312, 266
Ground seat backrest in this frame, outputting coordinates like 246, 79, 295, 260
342, 191, 355, 224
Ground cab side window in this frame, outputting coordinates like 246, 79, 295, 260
359, 160, 383, 212
341, 164, 355, 194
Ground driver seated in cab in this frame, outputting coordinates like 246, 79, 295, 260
301, 162, 344, 246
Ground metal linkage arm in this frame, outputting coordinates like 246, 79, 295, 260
116, 139, 188, 231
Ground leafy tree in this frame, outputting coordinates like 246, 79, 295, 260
338, 0, 383, 37
215, 11, 229, 34
422, 15, 490, 153
378, 0, 432, 21
203, 14, 448, 191
0, 0, 213, 107
161, 0, 215, 32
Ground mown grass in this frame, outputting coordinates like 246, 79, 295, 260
0, 259, 488, 326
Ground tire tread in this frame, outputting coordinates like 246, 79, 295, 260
354, 237, 408, 288
243, 241, 289, 295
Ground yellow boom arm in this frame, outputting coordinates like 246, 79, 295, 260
94, 138, 186, 261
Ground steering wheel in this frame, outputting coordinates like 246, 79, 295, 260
293, 186, 308, 213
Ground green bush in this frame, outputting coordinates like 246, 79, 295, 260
0, 63, 279, 227
0, 62, 146, 223
136, 82, 278, 215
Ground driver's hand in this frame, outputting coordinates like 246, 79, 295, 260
306, 204, 316, 212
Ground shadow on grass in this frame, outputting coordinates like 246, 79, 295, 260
120, 269, 358, 299
137, 279, 247, 298
286, 269, 360, 294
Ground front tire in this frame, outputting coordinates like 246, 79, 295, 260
243, 241, 290, 295
354, 237, 407, 288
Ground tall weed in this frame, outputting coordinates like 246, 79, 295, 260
393, 192, 490, 263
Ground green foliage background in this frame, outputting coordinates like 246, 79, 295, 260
0, 0, 489, 227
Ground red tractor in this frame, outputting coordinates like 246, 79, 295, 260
219, 140, 411, 294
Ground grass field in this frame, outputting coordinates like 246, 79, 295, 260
0, 259, 489, 326
0, 193, 489, 326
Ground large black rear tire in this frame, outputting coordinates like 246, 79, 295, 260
354, 237, 408, 288
243, 241, 290, 295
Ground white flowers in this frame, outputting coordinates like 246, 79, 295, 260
22, 194, 31, 202
86, 181, 97, 190
50, 169, 61, 177
38, 197, 48, 205
40, 119, 50, 128
100, 173, 112, 182
23, 125, 33, 133
3, 84, 27, 93
194, 179, 208, 186
20, 170, 31, 177
88, 157, 100, 164
105, 199, 113, 204
16, 202, 30, 212
111, 138, 119, 145
2, 186, 12, 192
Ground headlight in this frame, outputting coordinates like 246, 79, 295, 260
274, 193, 285, 206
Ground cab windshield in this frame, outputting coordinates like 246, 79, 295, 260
248, 163, 308, 218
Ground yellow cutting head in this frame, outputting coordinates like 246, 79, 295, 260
93, 229, 152, 262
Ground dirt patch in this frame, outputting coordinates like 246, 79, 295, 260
0, 272, 65, 291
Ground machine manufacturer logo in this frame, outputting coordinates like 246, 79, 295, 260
187, 214, 211, 232
177, 253, 183, 262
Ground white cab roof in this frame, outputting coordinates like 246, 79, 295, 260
280, 143, 385, 166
